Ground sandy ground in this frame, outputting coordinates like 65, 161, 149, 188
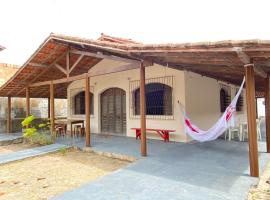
0, 149, 130, 200
0, 143, 38, 155
247, 162, 270, 200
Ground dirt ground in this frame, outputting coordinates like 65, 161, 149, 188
0, 143, 38, 155
0, 149, 130, 200
247, 162, 270, 200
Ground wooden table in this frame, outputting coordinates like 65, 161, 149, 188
131, 128, 175, 142
55, 119, 84, 137
70, 120, 84, 137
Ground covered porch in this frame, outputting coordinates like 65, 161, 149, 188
55, 133, 270, 200
1, 33, 270, 178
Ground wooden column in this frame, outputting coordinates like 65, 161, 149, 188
48, 97, 50, 118
50, 83, 55, 139
140, 62, 147, 156
26, 87, 30, 117
7, 96, 11, 133
265, 75, 270, 153
245, 64, 259, 177
85, 75, 91, 147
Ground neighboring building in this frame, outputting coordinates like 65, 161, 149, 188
0, 63, 20, 86
0, 45, 5, 52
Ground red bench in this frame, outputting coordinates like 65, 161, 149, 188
131, 128, 175, 142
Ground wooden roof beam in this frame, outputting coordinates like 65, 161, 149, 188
70, 49, 140, 64
30, 63, 140, 87
28, 63, 48, 68
69, 54, 84, 73
234, 47, 267, 78
13, 51, 69, 96
54, 63, 68, 75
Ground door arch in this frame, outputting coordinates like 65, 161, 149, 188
100, 88, 126, 135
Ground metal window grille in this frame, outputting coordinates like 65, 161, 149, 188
129, 76, 174, 120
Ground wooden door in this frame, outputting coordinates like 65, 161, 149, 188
101, 88, 126, 135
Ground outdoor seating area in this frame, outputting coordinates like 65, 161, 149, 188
54, 119, 85, 138
131, 128, 175, 142
225, 117, 264, 142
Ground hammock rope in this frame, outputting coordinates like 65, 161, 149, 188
179, 78, 245, 142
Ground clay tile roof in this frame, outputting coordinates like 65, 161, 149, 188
97, 33, 142, 45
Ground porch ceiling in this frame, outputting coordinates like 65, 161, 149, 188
1, 33, 270, 98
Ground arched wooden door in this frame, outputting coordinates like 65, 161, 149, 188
101, 88, 126, 135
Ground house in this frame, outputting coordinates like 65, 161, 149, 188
0, 33, 269, 177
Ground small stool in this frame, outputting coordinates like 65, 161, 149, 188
55, 126, 64, 137
79, 127, 85, 137
73, 125, 81, 138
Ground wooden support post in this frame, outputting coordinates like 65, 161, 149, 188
48, 97, 50, 118
66, 52, 70, 77
7, 96, 11, 133
140, 62, 147, 156
245, 64, 259, 177
85, 74, 91, 147
265, 75, 270, 153
26, 87, 30, 117
50, 82, 55, 140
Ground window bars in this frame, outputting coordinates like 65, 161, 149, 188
129, 76, 174, 120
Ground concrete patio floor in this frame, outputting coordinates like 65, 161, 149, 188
0, 132, 23, 146
54, 134, 270, 200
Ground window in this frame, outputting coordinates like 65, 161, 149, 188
134, 83, 172, 115
220, 88, 230, 112
74, 91, 94, 115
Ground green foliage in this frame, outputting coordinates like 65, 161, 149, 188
21, 115, 35, 127
58, 147, 68, 155
23, 127, 37, 138
32, 133, 53, 145
21, 115, 53, 145
38, 123, 47, 128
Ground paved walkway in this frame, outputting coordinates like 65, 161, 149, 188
54, 135, 270, 200
0, 143, 68, 164
0, 133, 23, 146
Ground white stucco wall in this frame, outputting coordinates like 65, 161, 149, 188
184, 71, 247, 139
67, 59, 248, 143
67, 59, 188, 142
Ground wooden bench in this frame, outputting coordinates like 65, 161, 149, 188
131, 128, 175, 142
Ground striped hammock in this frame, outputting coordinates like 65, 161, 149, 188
180, 78, 245, 142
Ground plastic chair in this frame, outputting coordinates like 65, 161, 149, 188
225, 126, 240, 141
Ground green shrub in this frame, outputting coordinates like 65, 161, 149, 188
21, 115, 53, 145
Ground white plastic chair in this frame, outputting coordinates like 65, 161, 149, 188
257, 117, 263, 141
239, 118, 262, 141
225, 126, 240, 141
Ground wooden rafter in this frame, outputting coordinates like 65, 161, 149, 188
54, 63, 68, 75
234, 47, 267, 78
66, 52, 70, 77
69, 54, 84, 73
70, 49, 140, 64
13, 51, 68, 96
30, 63, 140, 87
